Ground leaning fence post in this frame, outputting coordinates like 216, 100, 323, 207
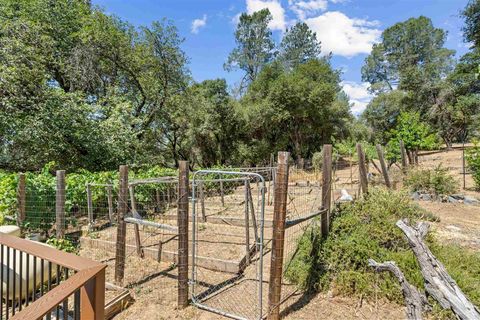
400, 140, 408, 173
177, 161, 189, 309
129, 185, 144, 258
356, 143, 369, 195
321, 145, 332, 237
267, 151, 290, 320
17, 173, 26, 227
56, 170, 66, 239
115, 165, 128, 284
376, 144, 392, 189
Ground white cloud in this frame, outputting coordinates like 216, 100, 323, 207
305, 11, 381, 57
288, 0, 328, 20
342, 81, 372, 115
191, 15, 207, 34
246, 0, 286, 31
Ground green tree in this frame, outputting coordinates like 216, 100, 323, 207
224, 9, 276, 91
361, 90, 407, 143
462, 0, 480, 49
239, 59, 351, 163
362, 16, 455, 114
278, 22, 321, 69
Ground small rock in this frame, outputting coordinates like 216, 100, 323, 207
450, 194, 465, 200
446, 225, 462, 232
464, 196, 480, 206
411, 191, 420, 200
421, 193, 432, 201
447, 196, 459, 203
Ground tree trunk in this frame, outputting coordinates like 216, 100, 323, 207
396, 220, 480, 320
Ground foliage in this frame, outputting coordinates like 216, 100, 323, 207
334, 140, 377, 162
462, 0, 480, 49
46, 237, 78, 254
224, 9, 275, 91
466, 140, 480, 189
404, 165, 459, 196
312, 151, 323, 172
285, 187, 480, 318
278, 22, 321, 70
239, 59, 352, 163
388, 112, 439, 154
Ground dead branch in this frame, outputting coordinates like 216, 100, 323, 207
396, 219, 480, 320
368, 259, 428, 320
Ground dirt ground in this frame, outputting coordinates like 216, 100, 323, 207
80, 146, 479, 319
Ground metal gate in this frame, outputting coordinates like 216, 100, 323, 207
191, 170, 267, 320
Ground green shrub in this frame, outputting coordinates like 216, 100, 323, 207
466, 140, 480, 190
404, 165, 459, 196
284, 187, 480, 318
312, 151, 323, 172
46, 237, 78, 254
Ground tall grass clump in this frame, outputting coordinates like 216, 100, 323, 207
284, 187, 480, 317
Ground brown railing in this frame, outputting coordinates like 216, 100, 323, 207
0, 232, 105, 320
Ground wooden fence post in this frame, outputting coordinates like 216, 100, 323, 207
115, 165, 128, 284
321, 145, 332, 237
376, 144, 392, 189
17, 173, 26, 227
267, 151, 290, 320
356, 143, 369, 195
400, 140, 408, 173
107, 185, 114, 224
86, 184, 93, 230
129, 186, 144, 258
177, 161, 189, 309
56, 170, 66, 239
80, 268, 106, 320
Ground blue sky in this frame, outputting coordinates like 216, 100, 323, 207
92, 0, 470, 114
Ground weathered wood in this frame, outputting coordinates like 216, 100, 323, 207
356, 143, 369, 195
199, 181, 206, 222
246, 182, 259, 246
56, 170, 66, 239
177, 161, 189, 309
107, 185, 114, 223
220, 179, 225, 207
268, 151, 290, 320
397, 220, 480, 320
400, 140, 408, 173
321, 145, 333, 237
157, 241, 163, 263
115, 165, 128, 284
376, 144, 392, 188
104, 289, 134, 320
128, 186, 144, 258
17, 173, 26, 227
86, 184, 94, 230
369, 259, 428, 320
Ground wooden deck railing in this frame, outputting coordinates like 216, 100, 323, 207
0, 232, 105, 320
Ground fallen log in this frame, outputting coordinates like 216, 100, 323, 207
368, 259, 429, 320
396, 219, 480, 320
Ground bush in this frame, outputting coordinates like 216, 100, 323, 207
284, 187, 480, 318
404, 165, 459, 196
312, 151, 323, 172
466, 140, 480, 190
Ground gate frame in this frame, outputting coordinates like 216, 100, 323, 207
190, 170, 266, 320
